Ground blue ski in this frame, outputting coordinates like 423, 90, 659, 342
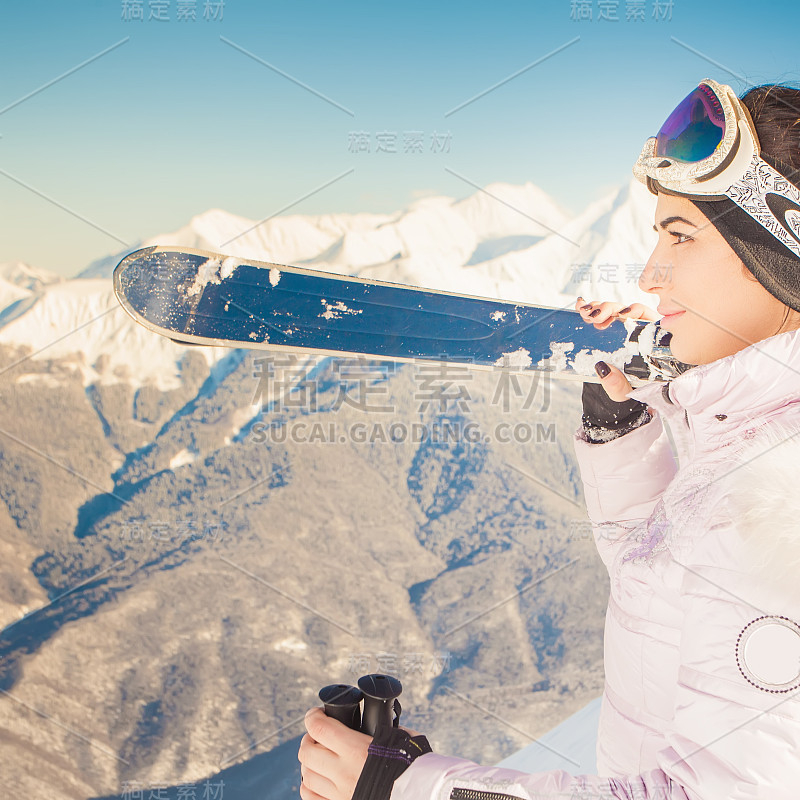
113, 246, 688, 386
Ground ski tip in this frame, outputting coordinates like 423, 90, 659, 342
112, 245, 159, 287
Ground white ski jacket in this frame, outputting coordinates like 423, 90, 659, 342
391, 327, 800, 800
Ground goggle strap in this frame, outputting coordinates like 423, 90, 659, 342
726, 155, 800, 260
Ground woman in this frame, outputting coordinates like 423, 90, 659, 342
298, 79, 800, 800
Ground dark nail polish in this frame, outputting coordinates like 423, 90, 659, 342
619, 305, 632, 314
581, 303, 593, 310
589, 308, 601, 317
595, 361, 611, 379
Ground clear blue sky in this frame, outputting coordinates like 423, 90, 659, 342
1, 0, 799, 276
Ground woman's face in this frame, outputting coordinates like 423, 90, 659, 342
639, 193, 795, 365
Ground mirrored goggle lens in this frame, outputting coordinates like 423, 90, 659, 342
655, 84, 726, 163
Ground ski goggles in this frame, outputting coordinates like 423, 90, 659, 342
633, 78, 800, 259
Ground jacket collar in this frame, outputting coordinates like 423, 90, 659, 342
628, 327, 800, 454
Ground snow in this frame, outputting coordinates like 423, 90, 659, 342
497, 696, 600, 775
454, 181, 571, 242
319, 300, 362, 320
227, 403, 263, 440
169, 448, 196, 470
269, 267, 281, 287
0, 261, 64, 323
221, 256, 240, 279
187, 258, 222, 297
0, 278, 229, 390
537, 341, 572, 373
495, 348, 533, 369
0, 260, 63, 291
77, 207, 398, 280
14, 373, 63, 388
186, 256, 242, 297
0, 276, 32, 313
273, 637, 308, 654
571, 346, 626, 376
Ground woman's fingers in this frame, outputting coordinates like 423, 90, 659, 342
595, 361, 635, 402
575, 297, 659, 330
300, 764, 339, 800
298, 709, 371, 800
298, 736, 348, 800
617, 302, 661, 322
298, 733, 341, 781
299, 780, 329, 800
304, 707, 371, 761
576, 299, 620, 330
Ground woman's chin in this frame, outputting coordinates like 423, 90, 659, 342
666, 336, 700, 368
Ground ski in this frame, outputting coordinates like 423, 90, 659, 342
113, 246, 688, 386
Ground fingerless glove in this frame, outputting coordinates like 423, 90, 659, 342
581, 382, 652, 444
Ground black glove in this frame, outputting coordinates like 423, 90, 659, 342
352, 724, 433, 800
581, 381, 652, 444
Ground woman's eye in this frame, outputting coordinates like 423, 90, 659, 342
670, 232, 692, 244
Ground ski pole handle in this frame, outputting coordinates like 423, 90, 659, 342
318, 674, 404, 736
318, 684, 364, 731
357, 673, 402, 737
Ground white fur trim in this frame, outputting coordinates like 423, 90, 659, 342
726, 423, 800, 604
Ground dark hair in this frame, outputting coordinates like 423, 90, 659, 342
738, 84, 800, 333
740, 84, 800, 175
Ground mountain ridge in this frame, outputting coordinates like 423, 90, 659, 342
0, 178, 657, 389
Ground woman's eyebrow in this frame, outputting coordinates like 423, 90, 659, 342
653, 215, 699, 231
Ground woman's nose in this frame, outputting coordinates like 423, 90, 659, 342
638, 249, 673, 294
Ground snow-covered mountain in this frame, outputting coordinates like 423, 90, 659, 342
0, 261, 63, 292
0, 278, 230, 390
2, 179, 643, 798
0, 179, 657, 390
0, 261, 63, 321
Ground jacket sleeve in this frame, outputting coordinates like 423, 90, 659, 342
573, 408, 677, 569
390, 754, 690, 799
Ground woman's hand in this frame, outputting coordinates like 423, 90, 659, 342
575, 296, 659, 331
298, 708, 424, 800
299, 708, 371, 800
575, 297, 659, 402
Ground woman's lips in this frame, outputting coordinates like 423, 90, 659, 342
659, 310, 686, 326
